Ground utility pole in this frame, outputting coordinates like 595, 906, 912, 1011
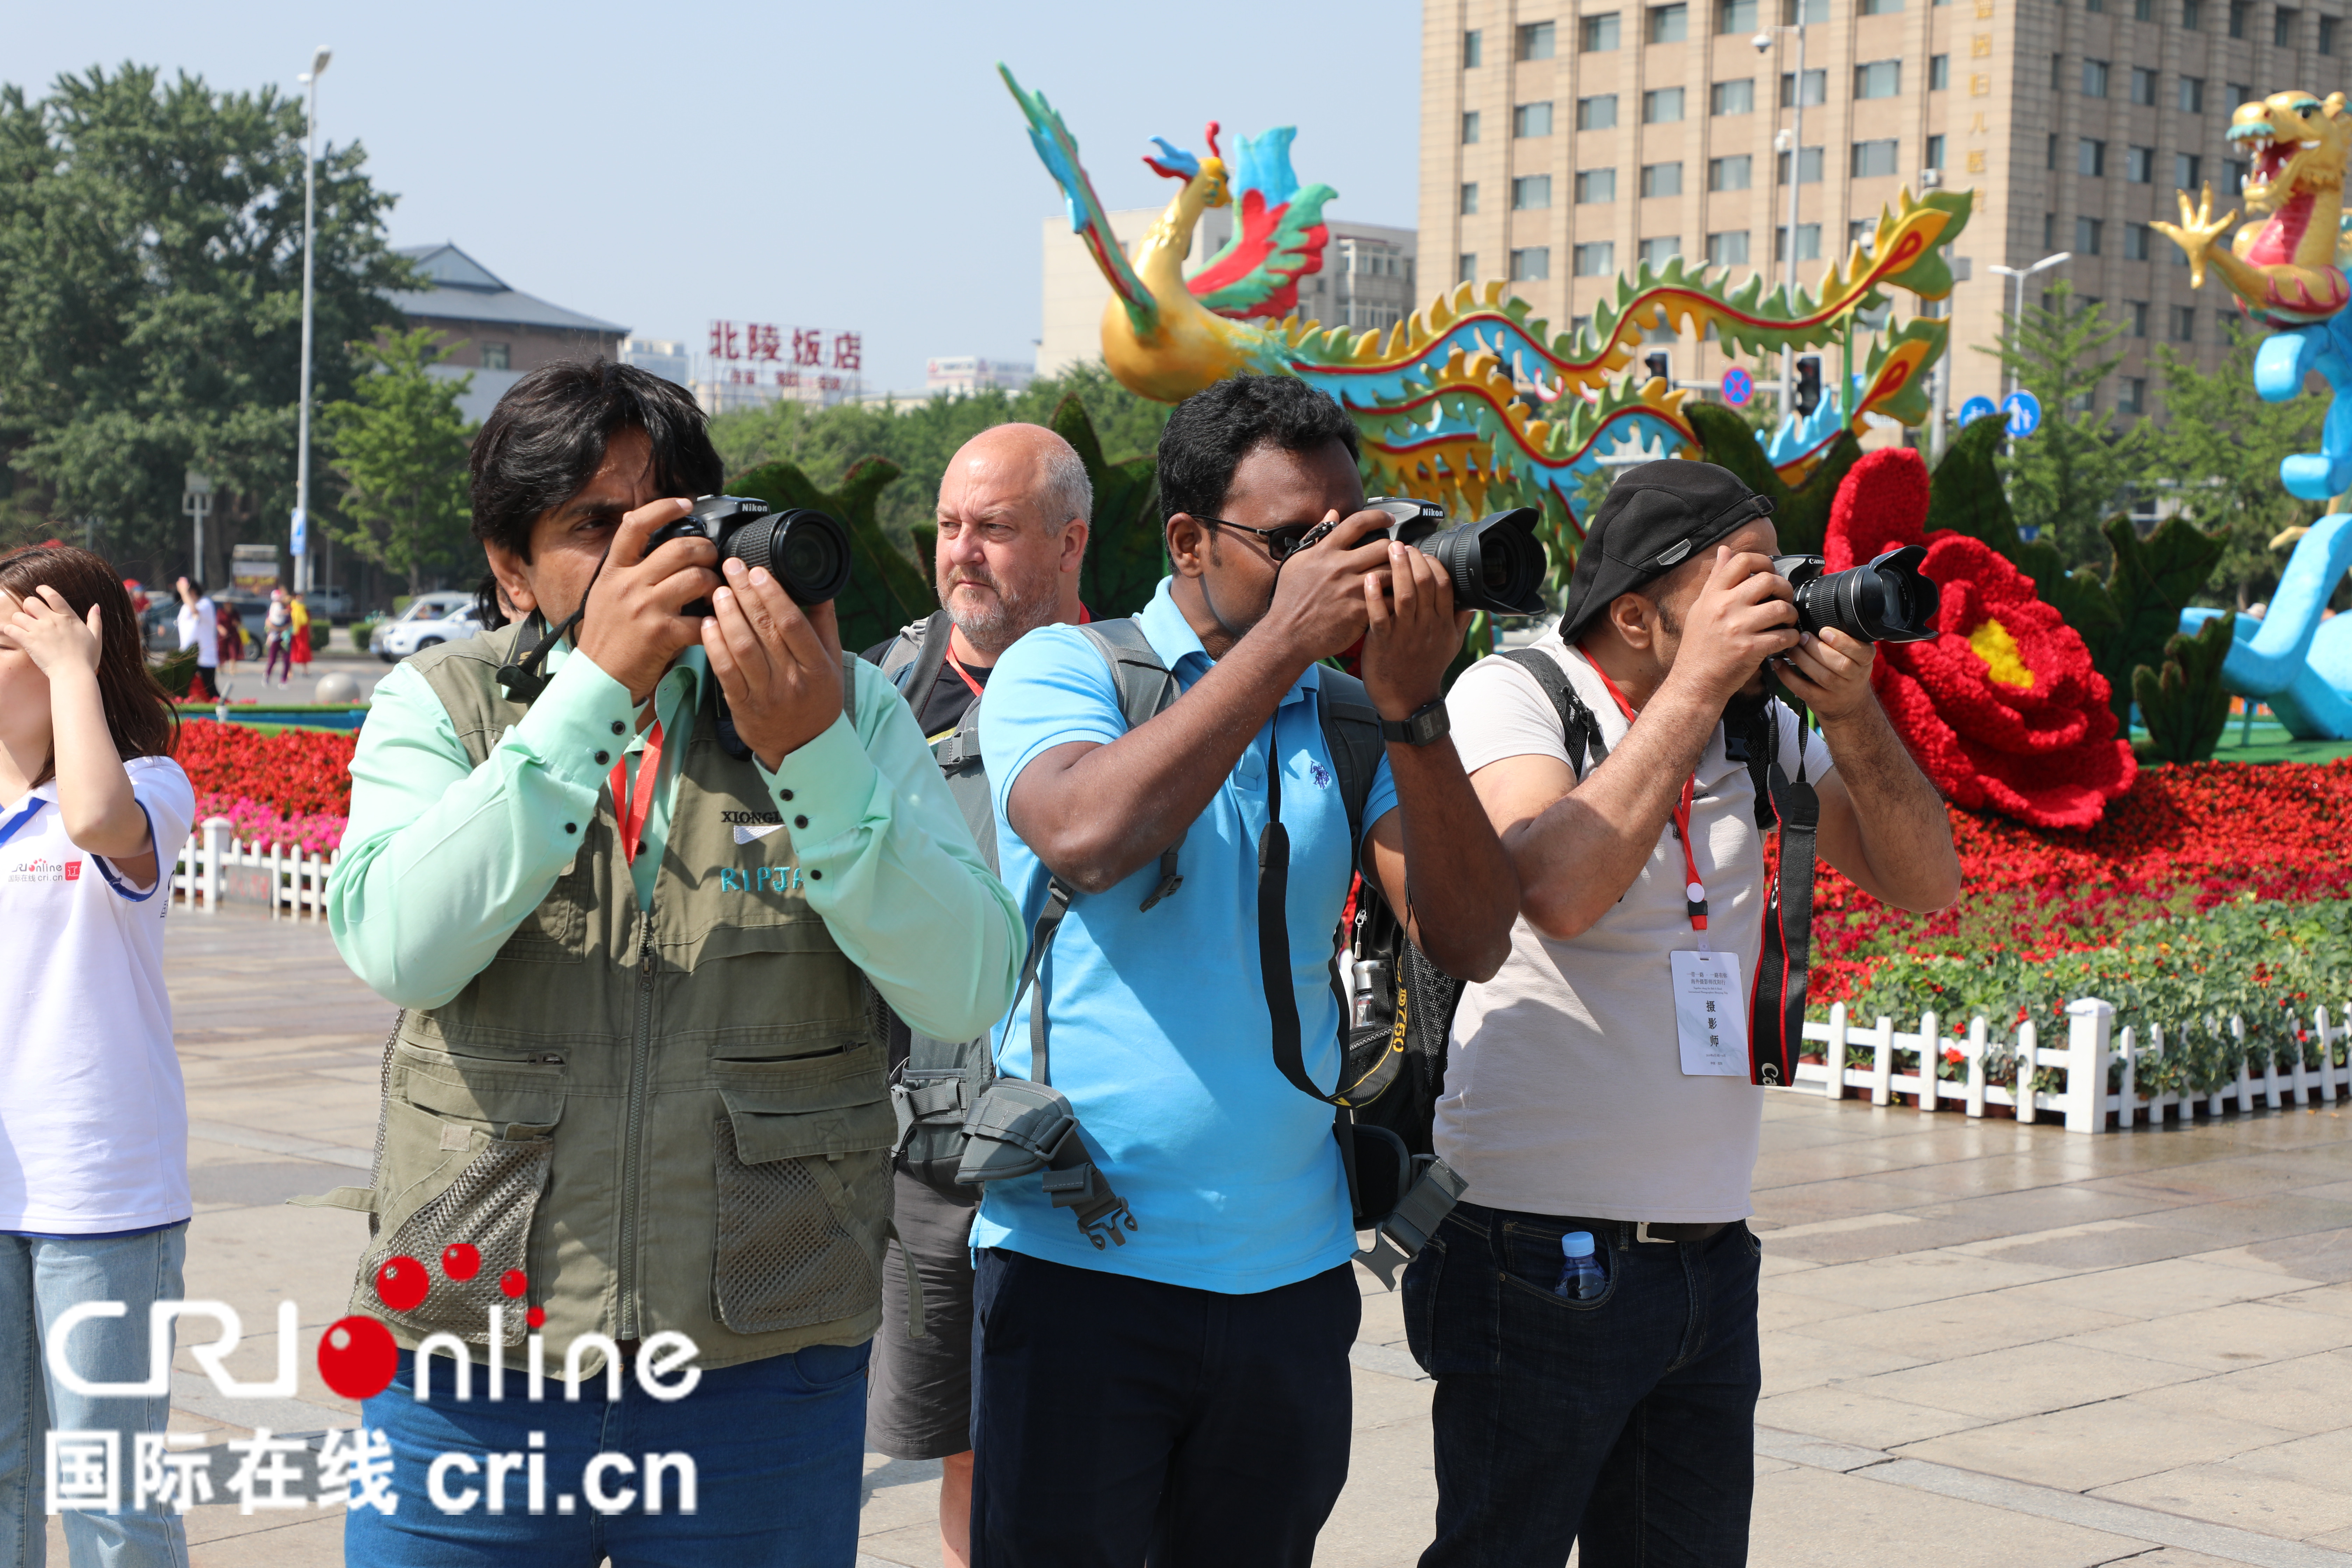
1988, 252, 2071, 400
1753, 18, 1807, 422
294, 45, 331, 598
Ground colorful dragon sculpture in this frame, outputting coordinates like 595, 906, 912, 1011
1003, 65, 1974, 520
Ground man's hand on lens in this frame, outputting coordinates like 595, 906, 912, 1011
576, 499, 721, 704
1360, 542, 1470, 721
1667, 546, 1800, 704
1259, 508, 1392, 665
1775, 626, 1877, 722
701, 558, 846, 771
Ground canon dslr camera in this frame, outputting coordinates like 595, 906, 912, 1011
1771, 546, 1939, 643
647, 495, 854, 615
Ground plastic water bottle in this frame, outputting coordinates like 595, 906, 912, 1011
1555, 1231, 1606, 1300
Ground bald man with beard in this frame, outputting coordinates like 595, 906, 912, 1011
861, 421, 1092, 1568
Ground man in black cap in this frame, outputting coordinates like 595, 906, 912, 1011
1403, 459, 1957, 1567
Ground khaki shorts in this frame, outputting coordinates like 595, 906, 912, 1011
867, 1167, 979, 1460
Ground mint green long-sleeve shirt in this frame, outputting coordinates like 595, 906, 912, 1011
328, 638, 1023, 1042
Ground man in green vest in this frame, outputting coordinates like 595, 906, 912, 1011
321, 360, 1024, 1566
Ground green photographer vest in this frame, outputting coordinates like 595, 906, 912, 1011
312, 623, 893, 1371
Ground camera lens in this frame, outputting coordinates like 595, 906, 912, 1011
1418, 509, 1548, 617
731, 509, 853, 606
1776, 547, 1938, 643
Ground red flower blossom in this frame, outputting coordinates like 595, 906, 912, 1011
1823, 447, 2135, 830
172, 720, 357, 819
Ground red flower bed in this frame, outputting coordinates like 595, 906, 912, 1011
172, 720, 358, 819
1810, 758, 2352, 1002
1824, 448, 2135, 829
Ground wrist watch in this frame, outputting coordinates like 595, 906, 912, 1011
1381, 698, 1451, 747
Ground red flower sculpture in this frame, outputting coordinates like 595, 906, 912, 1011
1822, 447, 2134, 830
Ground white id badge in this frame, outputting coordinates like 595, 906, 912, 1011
1671, 950, 1749, 1077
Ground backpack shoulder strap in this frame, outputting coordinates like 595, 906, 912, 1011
1075, 618, 1187, 910
1312, 666, 1386, 869
1499, 647, 1610, 779
878, 610, 952, 702
841, 651, 858, 723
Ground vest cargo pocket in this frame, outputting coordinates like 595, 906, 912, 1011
492, 851, 594, 964
358, 1094, 557, 1345
711, 1088, 896, 1335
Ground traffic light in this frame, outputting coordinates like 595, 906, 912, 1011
1644, 352, 1672, 384
1794, 356, 1823, 415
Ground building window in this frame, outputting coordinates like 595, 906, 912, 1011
1578, 13, 1618, 51
1512, 174, 1553, 209
2077, 216, 2105, 253
2051, 53, 2065, 91
2275, 5, 2300, 43
2121, 377, 2148, 414
2082, 58, 2110, 97
1782, 69, 1827, 106
1644, 87, 1687, 121
1515, 102, 1555, 137
1462, 111, 1482, 144
2225, 156, 2249, 190
1461, 183, 1480, 215
1458, 253, 1479, 284
2079, 138, 2108, 176
1650, 3, 1690, 41
2131, 67, 2158, 105
2044, 211, 2058, 247
1511, 247, 1553, 280
2127, 145, 2154, 182
2179, 76, 2205, 112
1521, 20, 1559, 57
2088, 0, 2106, 11
2126, 222, 2152, 259
481, 342, 511, 370
1574, 241, 1617, 275
1777, 146, 1825, 183
1464, 29, 1484, 66
1710, 153, 1755, 189
1642, 162, 1684, 197
1783, 0, 1829, 19
1860, 0, 1902, 12
2135, 0, 2154, 18
2176, 153, 2202, 189
2324, 15, 2339, 53
1856, 60, 1902, 97
1578, 94, 1620, 129
1708, 231, 1752, 265
1853, 139, 1900, 177
1577, 168, 1619, 202
2128, 300, 2150, 336
2171, 304, 2196, 340
1775, 223, 1823, 260
1930, 55, 1950, 89
2182, 0, 2202, 24
1713, 79, 1756, 114
2228, 81, 2252, 108
2047, 133, 2060, 170
1641, 237, 1682, 268
1718, 0, 1760, 30
1926, 134, 1946, 168
2227, 0, 2246, 35
1570, 314, 1594, 343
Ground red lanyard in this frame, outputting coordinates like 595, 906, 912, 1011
1578, 651, 1709, 937
942, 603, 1093, 700
609, 720, 666, 864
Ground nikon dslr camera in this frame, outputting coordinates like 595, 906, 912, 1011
646, 495, 854, 616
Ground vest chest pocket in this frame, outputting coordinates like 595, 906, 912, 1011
497, 852, 595, 964
710, 1071, 896, 1335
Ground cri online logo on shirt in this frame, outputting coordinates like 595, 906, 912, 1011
6, 856, 82, 884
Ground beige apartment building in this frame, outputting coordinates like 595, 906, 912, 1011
1420, 0, 2344, 430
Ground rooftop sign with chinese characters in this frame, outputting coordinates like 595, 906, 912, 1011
707, 320, 863, 396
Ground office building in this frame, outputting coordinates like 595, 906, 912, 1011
927, 357, 1038, 396
388, 244, 626, 423
621, 337, 691, 387
1420, 0, 2339, 424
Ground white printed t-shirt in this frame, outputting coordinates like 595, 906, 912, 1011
0, 756, 197, 1233
1437, 631, 1834, 1223
177, 598, 218, 666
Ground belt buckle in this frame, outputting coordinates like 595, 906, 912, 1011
1635, 1221, 1669, 1244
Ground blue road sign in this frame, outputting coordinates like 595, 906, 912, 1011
1958, 396, 1998, 427
2002, 390, 2043, 439
1720, 366, 1754, 406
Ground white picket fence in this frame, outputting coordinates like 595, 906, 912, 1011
170, 816, 339, 920
1783, 998, 2352, 1133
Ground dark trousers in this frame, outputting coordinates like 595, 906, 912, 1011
970, 1248, 1359, 1568
1404, 1203, 1762, 1568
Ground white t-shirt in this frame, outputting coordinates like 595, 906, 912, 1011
177, 598, 218, 666
0, 757, 197, 1233
1437, 632, 1835, 1223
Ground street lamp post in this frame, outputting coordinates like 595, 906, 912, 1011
294, 45, 331, 599
1753, 18, 1807, 420
1987, 251, 2071, 400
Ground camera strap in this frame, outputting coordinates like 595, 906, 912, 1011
1579, 650, 1711, 938
496, 607, 586, 703
1748, 680, 1819, 1088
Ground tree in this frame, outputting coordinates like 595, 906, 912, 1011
321, 329, 474, 601
2142, 324, 2326, 608
0, 64, 409, 578
1977, 281, 2140, 570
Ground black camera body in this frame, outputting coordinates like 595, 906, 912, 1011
1771, 546, 1939, 643
1302, 497, 1551, 617
646, 495, 853, 615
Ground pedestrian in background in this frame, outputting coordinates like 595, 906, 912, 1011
288, 592, 313, 673
213, 597, 244, 685
0, 545, 197, 1568
262, 587, 295, 687
173, 576, 218, 701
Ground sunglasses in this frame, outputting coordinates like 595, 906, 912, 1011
1197, 516, 1320, 562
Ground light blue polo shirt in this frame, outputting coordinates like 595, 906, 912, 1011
972, 577, 1399, 1293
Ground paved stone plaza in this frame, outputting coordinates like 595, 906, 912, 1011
87, 905, 2352, 1567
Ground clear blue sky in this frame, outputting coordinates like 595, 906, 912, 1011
12, 0, 1422, 394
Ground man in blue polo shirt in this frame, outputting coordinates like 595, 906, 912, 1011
969, 376, 1520, 1566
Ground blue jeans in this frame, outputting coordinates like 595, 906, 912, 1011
1404, 1204, 1762, 1568
344, 1340, 870, 1568
0, 1225, 191, 1568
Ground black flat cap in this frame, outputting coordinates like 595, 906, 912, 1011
1557, 461, 1775, 648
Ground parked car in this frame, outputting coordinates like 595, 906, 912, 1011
370, 593, 481, 662
141, 601, 182, 653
